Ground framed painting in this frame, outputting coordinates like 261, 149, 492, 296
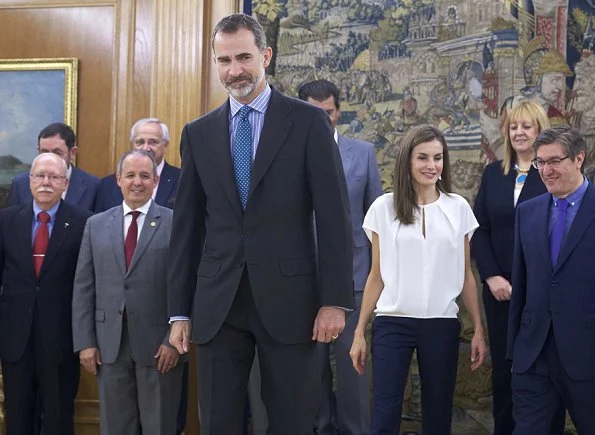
0, 57, 78, 207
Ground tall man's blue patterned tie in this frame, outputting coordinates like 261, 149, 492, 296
550, 198, 568, 266
233, 105, 253, 209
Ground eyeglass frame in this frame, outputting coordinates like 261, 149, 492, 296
29, 173, 67, 183
531, 155, 570, 170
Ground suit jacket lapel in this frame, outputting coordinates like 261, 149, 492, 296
127, 202, 160, 275
211, 102, 243, 217
518, 167, 546, 204
65, 167, 85, 205
249, 89, 292, 200
555, 185, 595, 271
38, 201, 71, 278
155, 162, 175, 205
16, 205, 35, 276
337, 135, 354, 178
110, 206, 127, 276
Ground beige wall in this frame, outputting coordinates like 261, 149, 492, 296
0, 1, 241, 433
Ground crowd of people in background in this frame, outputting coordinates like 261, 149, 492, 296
1, 11, 594, 435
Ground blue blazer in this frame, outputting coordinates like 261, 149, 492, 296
8, 166, 99, 212
472, 161, 546, 282
337, 135, 383, 292
507, 185, 595, 380
93, 161, 180, 212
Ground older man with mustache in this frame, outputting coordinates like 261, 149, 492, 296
0, 153, 92, 435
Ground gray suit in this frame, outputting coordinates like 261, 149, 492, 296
72, 201, 182, 435
316, 135, 382, 435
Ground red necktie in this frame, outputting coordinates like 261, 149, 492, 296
33, 211, 50, 277
125, 211, 140, 270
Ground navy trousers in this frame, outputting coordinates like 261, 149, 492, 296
512, 328, 595, 435
370, 316, 460, 435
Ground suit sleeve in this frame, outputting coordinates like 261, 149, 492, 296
306, 112, 354, 309
167, 124, 206, 318
471, 165, 502, 281
507, 205, 526, 361
364, 143, 383, 211
72, 219, 98, 352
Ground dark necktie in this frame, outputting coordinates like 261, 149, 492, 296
125, 211, 140, 270
233, 105, 253, 209
550, 198, 568, 266
33, 211, 50, 277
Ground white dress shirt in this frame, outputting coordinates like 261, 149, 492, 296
122, 199, 152, 240
363, 192, 478, 319
151, 159, 165, 200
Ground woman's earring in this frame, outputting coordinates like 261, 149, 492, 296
438, 175, 442, 181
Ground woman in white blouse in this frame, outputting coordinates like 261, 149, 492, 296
349, 124, 486, 434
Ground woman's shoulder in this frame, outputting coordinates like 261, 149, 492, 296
441, 192, 472, 210
371, 192, 394, 208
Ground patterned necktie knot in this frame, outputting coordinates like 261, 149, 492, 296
239, 105, 252, 119
38, 211, 50, 224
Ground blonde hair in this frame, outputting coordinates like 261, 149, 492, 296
501, 100, 550, 174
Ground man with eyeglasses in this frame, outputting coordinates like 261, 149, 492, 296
93, 118, 181, 213
508, 126, 595, 433
8, 122, 100, 211
0, 153, 92, 435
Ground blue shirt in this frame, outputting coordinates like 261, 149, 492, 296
31, 201, 60, 243
228, 84, 272, 160
549, 177, 589, 242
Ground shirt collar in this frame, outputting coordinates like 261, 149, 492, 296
33, 200, 61, 221
66, 165, 73, 181
122, 198, 152, 216
334, 129, 338, 144
553, 177, 589, 207
229, 83, 271, 118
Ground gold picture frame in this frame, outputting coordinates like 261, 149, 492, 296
0, 57, 78, 131
0, 58, 78, 207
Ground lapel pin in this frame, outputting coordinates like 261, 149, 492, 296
64, 222, 70, 228
150, 221, 156, 227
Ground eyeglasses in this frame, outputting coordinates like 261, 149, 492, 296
531, 156, 570, 169
30, 173, 66, 183
133, 138, 162, 146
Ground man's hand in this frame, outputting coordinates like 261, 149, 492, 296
79, 347, 102, 375
155, 345, 180, 373
312, 306, 345, 343
169, 320, 191, 354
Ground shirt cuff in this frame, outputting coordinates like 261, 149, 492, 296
169, 316, 190, 324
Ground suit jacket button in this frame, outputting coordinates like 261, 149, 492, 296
124, 284, 129, 290
551, 281, 558, 287
35, 286, 40, 292
118, 309, 123, 315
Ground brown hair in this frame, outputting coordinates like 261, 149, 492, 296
392, 124, 452, 224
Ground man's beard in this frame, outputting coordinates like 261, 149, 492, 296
222, 70, 264, 100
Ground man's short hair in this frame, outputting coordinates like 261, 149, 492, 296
129, 118, 170, 143
211, 13, 267, 52
533, 125, 587, 172
117, 149, 158, 177
297, 79, 340, 110
38, 123, 76, 149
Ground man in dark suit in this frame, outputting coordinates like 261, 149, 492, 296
167, 13, 353, 435
508, 126, 595, 433
93, 118, 180, 212
0, 153, 92, 435
73, 150, 182, 435
8, 122, 99, 211
298, 79, 382, 435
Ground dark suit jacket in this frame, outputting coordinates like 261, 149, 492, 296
168, 88, 353, 345
0, 201, 92, 363
472, 161, 546, 282
8, 167, 99, 212
93, 161, 180, 212
507, 185, 595, 380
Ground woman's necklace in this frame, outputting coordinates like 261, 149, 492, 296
514, 164, 529, 184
